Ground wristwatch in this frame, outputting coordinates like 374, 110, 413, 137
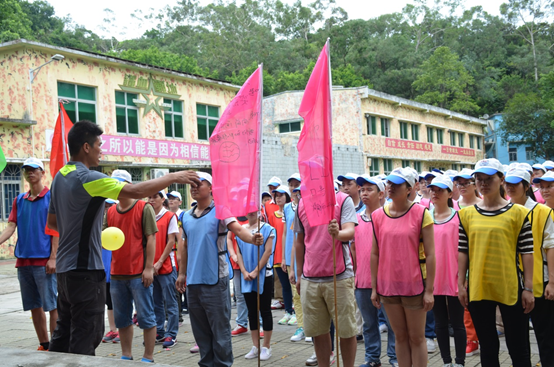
523, 287, 533, 293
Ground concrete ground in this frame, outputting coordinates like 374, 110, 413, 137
0, 259, 541, 366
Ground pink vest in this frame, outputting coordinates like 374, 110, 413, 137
354, 213, 374, 289
534, 189, 545, 204
453, 200, 461, 211
419, 198, 431, 209
372, 204, 426, 297
433, 212, 460, 296
298, 192, 348, 278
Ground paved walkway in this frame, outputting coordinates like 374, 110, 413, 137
0, 260, 541, 366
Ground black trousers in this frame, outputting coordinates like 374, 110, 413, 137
433, 295, 466, 365
530, 294, 554, 367
49, 270, 106, 356
243, 274, 273, 331
468, 293, 531, 367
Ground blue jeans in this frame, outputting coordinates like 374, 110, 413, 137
233, 269, 248, 328
17, 266, 57, 312
356, 288, 397, 365
426, 309, 436, 339
153, 270, 179, 338
275, 266, 294, 314
110, 277, 156, 330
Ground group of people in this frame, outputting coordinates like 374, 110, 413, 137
0, 119, 553, 367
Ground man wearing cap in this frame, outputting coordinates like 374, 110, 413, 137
176, 172, 263, 367
0, 158, 58, 352
338, 173, 365, 213
104, 169, 159, 362
167, 191, 186, 319
46, 121, 201, 355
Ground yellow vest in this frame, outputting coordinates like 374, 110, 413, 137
459, 204, 530, 306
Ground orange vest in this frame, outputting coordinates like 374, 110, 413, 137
155, 211, 176, 275
108, 200, 148, 276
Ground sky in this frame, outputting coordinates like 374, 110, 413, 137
42, 0, 507, 40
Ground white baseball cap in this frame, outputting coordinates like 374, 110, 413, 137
112, 169, 132, 183
272, 185, 291, 200
167, 191, 182, 201
444, 169, 458, 181
424, 171, 441, 181
357, 174, 385, 192
505, 168, 531, 184
267, 176, 282, 187
453, 168, 474, 181
533, 171, 554, 184
427, 174, 453, 191
22, 157, 44, 171
337, 173, 359, 182
334, 179, 342, 187
158, 190, 168, 200
543, 160, 554, 170
287, 173, 301, 183
198, 172, 212, 184
473, 158, 504, 176
386, 167, 417, 187
105, 199, 119, 204
532, 163, 546, 173
517, 162, 532, 172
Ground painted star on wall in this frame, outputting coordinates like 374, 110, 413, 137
119, 74, 181, 119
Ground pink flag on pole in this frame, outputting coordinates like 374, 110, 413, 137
209, 67, 263, 219
297, 40, 335, 227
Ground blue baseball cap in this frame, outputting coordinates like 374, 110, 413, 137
533, 171, 554, 184
386, 168, 417, 187
473, 159, 504, 176
22, 157, 44, 170
337, 173, 359, 182
453, 168, 474, 181
505, 168, 531, 184
356, 174, 385, 192
427, 174, 453, 191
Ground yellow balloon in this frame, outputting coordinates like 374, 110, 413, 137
102, 227, 125, 251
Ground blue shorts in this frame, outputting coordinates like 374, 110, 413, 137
17, 266, 57, 312
110, 277, 156, 330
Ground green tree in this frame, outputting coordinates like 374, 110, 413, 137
0, 0, 32, 42
413, 46, 479, 113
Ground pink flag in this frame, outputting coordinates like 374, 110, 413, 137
209, 67, 263, 219
297, 41, 335, 227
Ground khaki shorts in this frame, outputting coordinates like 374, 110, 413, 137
300, 277, 357, 338
380, 293, 424, 310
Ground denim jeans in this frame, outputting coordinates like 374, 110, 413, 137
233, 269, 248, 328
110, 277, 156, 330
275, 266, 294, 314
355, 288, 397, 365
17, 266, 57, 312
153, 269, 179, 338
425, 309, 436, 339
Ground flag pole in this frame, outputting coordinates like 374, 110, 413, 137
256, 63, 264, 367
327, 38, 340, 367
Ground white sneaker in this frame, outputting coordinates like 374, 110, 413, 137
260, 347, 272, 361
290, 327, 305, 342
330, 351, 336, 365
426, 338, 436, 353
379, 323, 388, 333
443, 364, 453, 367
288, 314, 298, 326
245, 346, 258, 359
271, 300, 284, 309
305, 352, 317, 366
278, 312, 293, 325
305, 336, 313, 343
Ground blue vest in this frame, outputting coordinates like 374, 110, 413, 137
181, 206, 226, 285
14, 191, 51, 259
283, 203, 296, 266
102, 248, 112, 283
237, 223, 276, 294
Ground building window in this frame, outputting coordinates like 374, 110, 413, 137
437, 129, 444, 144
469, 135, 475, 149
197, 104, 219, 141
476, 136, 482, 150
279, 121, 302, 134
381, 118, 390, 137
57, 81, 96, 123
383, 159, 393, 175
0, 164, 21, 221
427, 127, 434, 143
413, 161, 422, 172
402, 160, 411, 168
452, 164, 459, 171
366, 115, 377, 135
164, 99, 184, 138
460, 164, 466, 169
450, 131, 457, 146
526, 147, 535, 161
369, 158, 380, 176
411, 124, 419, 141
509, 147, 518, 161
115, 91, 139, 134
400, 122, 409, 140
458, 133, 464, 147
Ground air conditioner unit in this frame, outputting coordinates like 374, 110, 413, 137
150, 169, 169, 179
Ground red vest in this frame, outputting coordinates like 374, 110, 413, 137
155, 211, 175, 275
107, 200, 147, 276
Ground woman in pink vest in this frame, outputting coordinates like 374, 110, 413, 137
370, 167, 436, 367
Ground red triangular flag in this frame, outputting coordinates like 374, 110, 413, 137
50, 102, 73, 178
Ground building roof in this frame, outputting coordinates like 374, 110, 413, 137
0, 39, 240, 91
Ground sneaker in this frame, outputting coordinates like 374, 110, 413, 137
465, 341, 479, 356
140, 357, 154, 363
426, 338, 436, 353
232, 325, 249, 336
162, 337, 177, 348
305, 336, 313, 343
155, 334, 165, 344
112, 332, 120, 343
360, 362, 381, 367
102, 330, 118, 343
306, 352, 318, 366
132, 313, 139, 326
391, 363, 399, 367
37, 345, 48, 351
442, 364, 452, 367
330, 351, 336, 365
245, 346, 258, 359
190, 344, 199, 353
357, 334, 364, 343
279, 312, 293, 325
288, 314, 298, 326
260, 347, 272, 361
260, 330, 264, 338
291, 327, 305, 342
271, 300, 284, 310
452, 364, 464, 367
379, 324, 388, 333
121, 356, 133, 360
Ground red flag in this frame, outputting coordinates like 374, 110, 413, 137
50, 102, 73, 178
209, 67, 263, 219
297, 40, 335, 227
